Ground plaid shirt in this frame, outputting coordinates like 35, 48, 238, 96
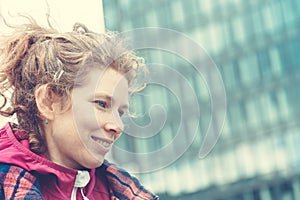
0, 161, 159, 200
0, 164, 43, 199
104, 160, 158, 200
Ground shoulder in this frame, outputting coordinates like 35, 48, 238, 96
99, 160, 159, 200
0, 163, 44, 200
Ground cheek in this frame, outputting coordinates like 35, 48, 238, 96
72, 118, 96, 149
72, 103, 99, 132
74, 116, 99, 134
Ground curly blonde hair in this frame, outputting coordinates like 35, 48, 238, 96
0, 19, 145, 154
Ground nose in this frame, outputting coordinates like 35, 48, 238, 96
103, 120, 123, 140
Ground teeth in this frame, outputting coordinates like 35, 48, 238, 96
95, 138, 110, 148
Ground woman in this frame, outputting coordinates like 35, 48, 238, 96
0, 20, 158, 199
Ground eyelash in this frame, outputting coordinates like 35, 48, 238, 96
94, 100, 108, 108
94, 100, 126, 117
118, 110, 125, 117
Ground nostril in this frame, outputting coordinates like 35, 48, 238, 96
108, 128, 117, 134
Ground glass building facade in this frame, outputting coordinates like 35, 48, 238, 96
103, 0, 300, 199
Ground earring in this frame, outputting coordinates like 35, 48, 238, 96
45, 119, 49, 125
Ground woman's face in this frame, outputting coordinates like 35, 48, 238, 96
48, 67, 129, 169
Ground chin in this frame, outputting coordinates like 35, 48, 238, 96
84, 157, 104, 169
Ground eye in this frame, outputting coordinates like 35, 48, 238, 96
118, 107, 129, 117
118, 110, 125, 117
94, 100, 107, 108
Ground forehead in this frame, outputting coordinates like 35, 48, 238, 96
96, 68, 128, 90
75, 67, 129, 100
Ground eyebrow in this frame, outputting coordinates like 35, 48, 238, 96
93, 93, 129, 110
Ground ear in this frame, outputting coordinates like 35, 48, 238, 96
35, 85, 58, 121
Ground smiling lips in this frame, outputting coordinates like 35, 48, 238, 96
91, 136, 113, 149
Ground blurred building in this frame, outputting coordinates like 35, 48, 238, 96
103, 0, 300, 199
